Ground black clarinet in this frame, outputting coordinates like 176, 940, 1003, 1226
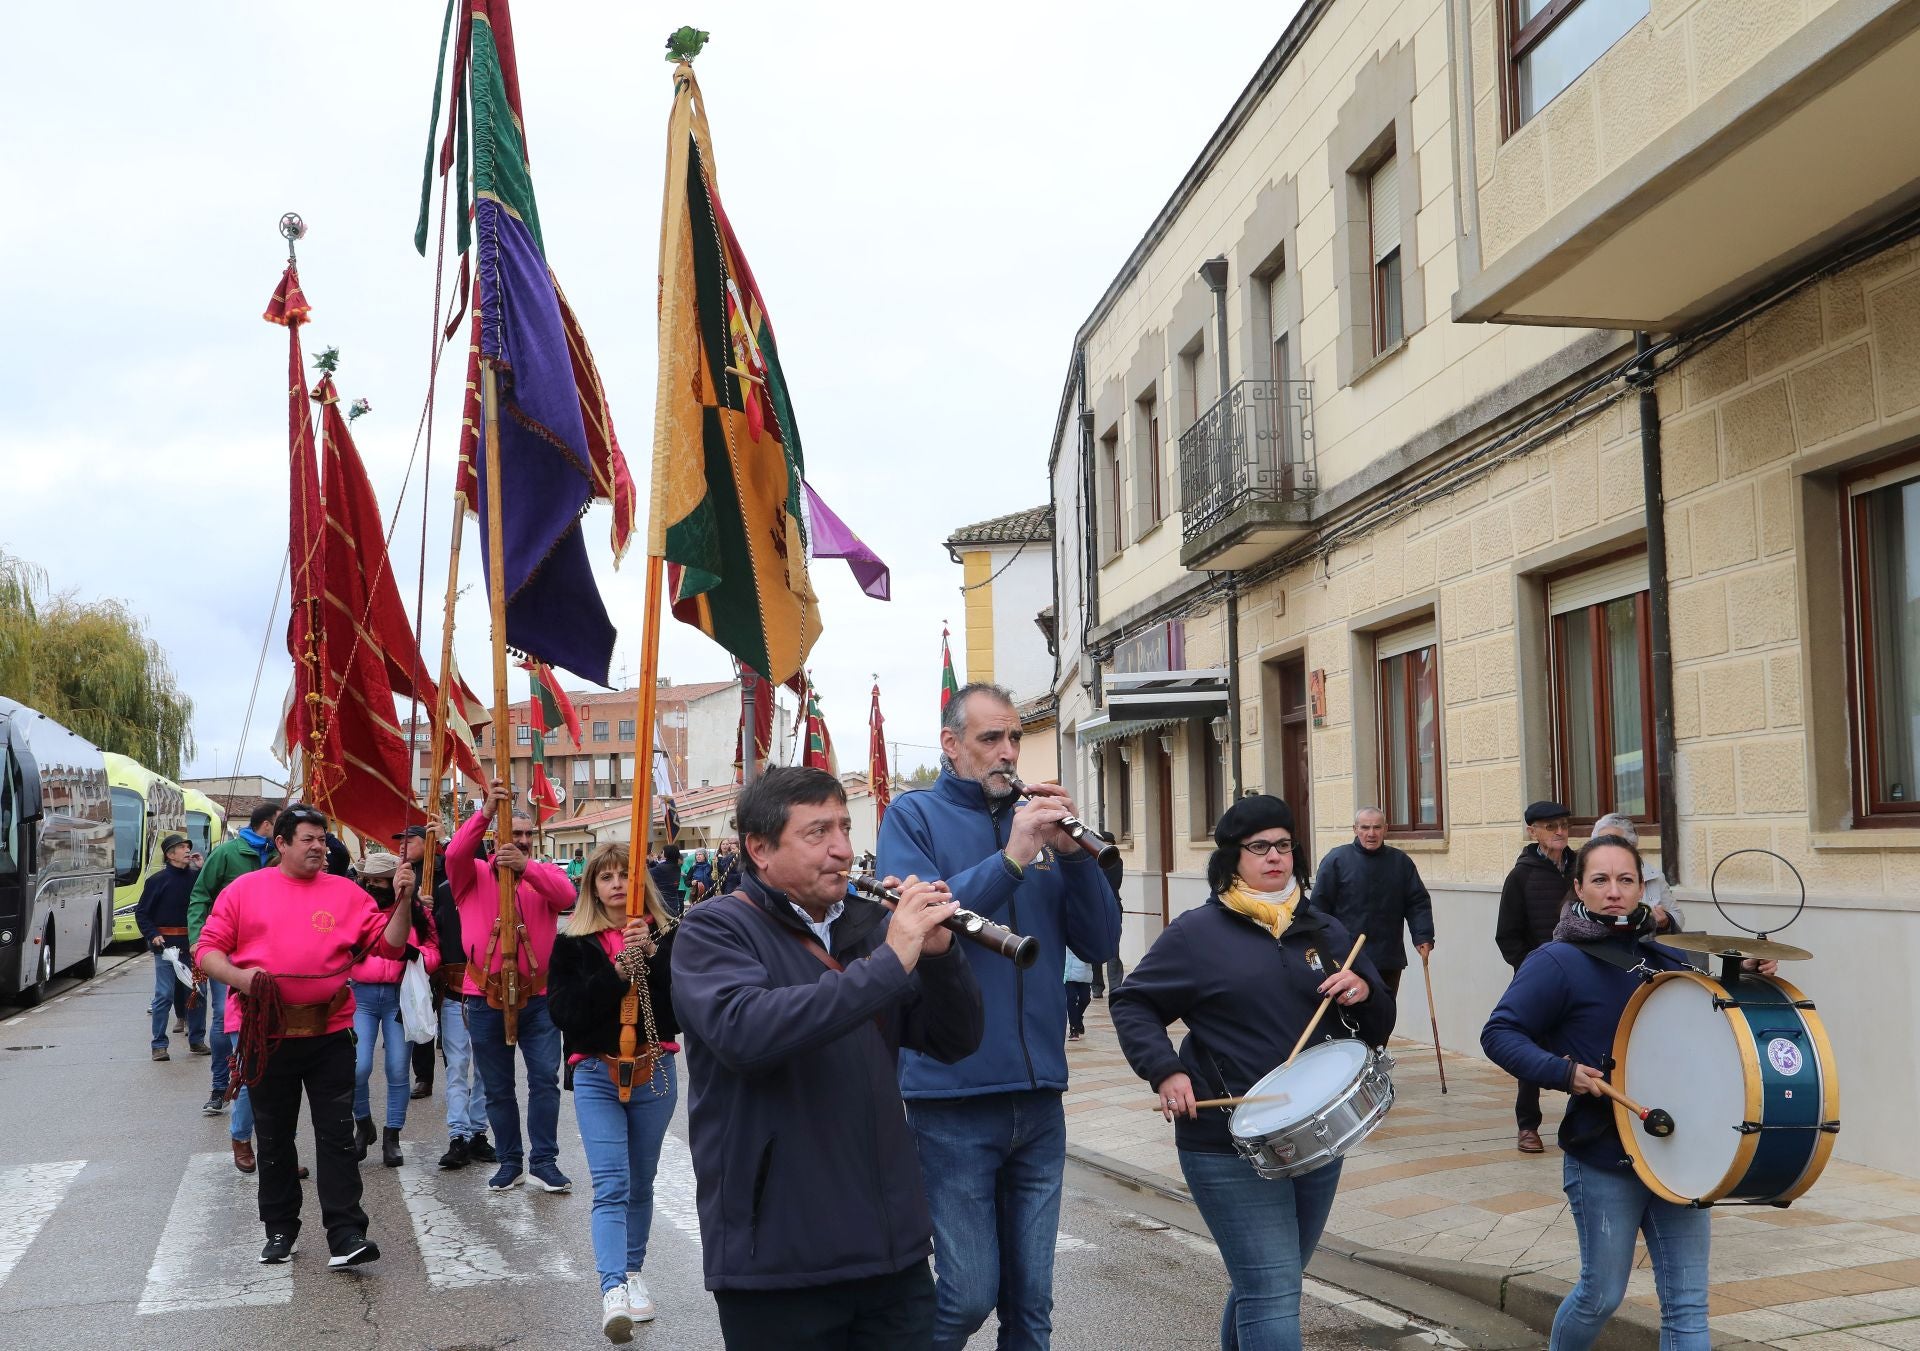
1008, 777, 1121, 868
846, 873, 1040, 968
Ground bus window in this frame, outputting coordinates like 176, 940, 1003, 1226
112, 786, 143, 887
0, 756, 16, 877
187, 810, 213, 857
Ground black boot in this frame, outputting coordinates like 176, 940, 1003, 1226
354, 1116, 376, 1162
382, 1127, 404, 1168
466, 1130, 497, 1164
437, 1135, 471, 1170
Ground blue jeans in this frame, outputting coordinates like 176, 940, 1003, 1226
1554, 1154, 1710, 1350
466, 994, 562, 1170
150, 950, 205, 1049
352, 982, 412, 1128
906, 1090, 1067, 1351
207, 978, 254, 1141
439, 996, 489, 1138
1178, 1149, 1343, 1351
572, 1055, 678, 1293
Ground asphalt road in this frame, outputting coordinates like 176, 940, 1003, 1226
0, 953, 1464, 1350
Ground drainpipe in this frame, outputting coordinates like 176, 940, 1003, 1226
1077, 350, 1106, 830
1634, 333, 1681, 884
1200, 256, 1243, 798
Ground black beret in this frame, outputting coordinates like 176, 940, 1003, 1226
1213, 794, 1296, 849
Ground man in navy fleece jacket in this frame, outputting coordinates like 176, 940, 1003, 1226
878, 683, 1121, 1351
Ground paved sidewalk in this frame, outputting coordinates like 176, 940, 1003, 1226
1064, 997, 1920, 1348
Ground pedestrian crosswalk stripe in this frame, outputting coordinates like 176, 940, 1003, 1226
395, 1143, 577, 1289
137, 1152, 291, 1315
0, 1160, 84, 1291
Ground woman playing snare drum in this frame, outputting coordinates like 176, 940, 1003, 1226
1111, 795, 1395, 1351
1482, 834, 1775, 1350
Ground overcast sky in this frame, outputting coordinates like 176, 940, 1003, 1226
0, 1, 1298, 786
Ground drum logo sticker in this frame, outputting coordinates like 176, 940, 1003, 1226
1767, 1037, 1804, 1076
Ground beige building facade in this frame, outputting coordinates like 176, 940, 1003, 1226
1048, 0, 1920, 1176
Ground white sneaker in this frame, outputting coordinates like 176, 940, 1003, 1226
625, 1271, 656, 1322
600, 1287, 634, 1343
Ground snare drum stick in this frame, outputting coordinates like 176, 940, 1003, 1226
1142, 1092, 1293, 1112
1284, 934, 1367, 1068
1420, 948, 1448, 1094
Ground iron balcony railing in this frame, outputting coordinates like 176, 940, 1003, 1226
1178, 378, 1316, 544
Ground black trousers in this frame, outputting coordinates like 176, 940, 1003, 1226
1516, 1080, 1543, 1131
1065, 982, 1091, 1036
1379, 967, 1405, 997
714, 1260, 935, 1351
412, 1035, 436, 1088
250, 1030, 368, 1247
1089, 957, 1125, 996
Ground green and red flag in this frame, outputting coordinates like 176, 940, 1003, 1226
652, 55, 820, 685
523, 659, 582, 747
940, 624, 959, 712
802, 681, 837, 775
869, 681, 890, 829
527, 729, 561, 823
415, 0, 638, 687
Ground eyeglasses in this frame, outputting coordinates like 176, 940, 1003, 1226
1241, 838, 1294, 856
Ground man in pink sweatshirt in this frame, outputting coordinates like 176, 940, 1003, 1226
198, 804, 417, 1269
446, 781, 579, 1193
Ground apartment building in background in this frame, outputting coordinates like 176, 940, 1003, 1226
946, 506, 1061, 784
1047, 0, 1920, 1176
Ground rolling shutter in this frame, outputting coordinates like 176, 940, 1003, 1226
1548, 555, 1648, 616
1375, 615, 1437, 661
1370, 155, 1401, 263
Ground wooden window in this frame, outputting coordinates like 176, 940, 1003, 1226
1547, 555, 1655, 824
1368, 156, 1403, 355
1146, 399, 1163, 524
1843, 461, 1920, 820
1100, 429, 1123, 560
1178, 345, 1202, 429
1117, 747, 1134, 840
1267, 264, 1295, 381
1377, 619, 1442, 832
1505, 0, 1649, 128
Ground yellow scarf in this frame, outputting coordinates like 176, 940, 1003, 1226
1221, 878, 1301, 939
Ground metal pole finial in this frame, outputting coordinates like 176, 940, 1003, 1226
279, 213, 307, 263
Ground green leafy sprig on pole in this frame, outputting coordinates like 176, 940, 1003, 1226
666, 26, 710, 63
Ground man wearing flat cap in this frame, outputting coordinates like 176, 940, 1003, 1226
136, 832, 207, 1061
1495, 801, 1576, 1153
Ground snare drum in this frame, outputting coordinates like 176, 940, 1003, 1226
1229, 1040, 1394, 1179
1613, 969, 1839, 1206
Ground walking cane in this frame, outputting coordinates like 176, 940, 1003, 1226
1420, 947, 1448, 1094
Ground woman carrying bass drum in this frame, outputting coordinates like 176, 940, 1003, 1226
1481, 833, 1777, 1350
1111, 795, 1395, 1351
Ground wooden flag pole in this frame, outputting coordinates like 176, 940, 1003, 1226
421, 476, 466, 882
479, 361, 525, 1046
614, 553, 667, 1101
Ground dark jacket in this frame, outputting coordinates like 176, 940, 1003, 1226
714, 852, 741, 894
649, 857, 684, 911
427, 857, 465, 970
1111, 898, 1396, 1154
1481, 937, 1694, 1167
1311, 841, 1435, 971
135, 864, 200, 945
877, 769, 1121, 1099
670, 872, 983, 1291
1495, 845, 1574, 967
549, 924, 680, 1082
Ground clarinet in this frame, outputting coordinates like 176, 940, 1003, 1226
1008, 777, 1121, 868
845, 873, 1040, 968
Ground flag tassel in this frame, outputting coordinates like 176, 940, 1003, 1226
481, 360, 528, 1046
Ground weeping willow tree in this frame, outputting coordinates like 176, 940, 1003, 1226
0, 548, 196, 777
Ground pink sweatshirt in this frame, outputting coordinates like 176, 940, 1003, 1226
445, 806, 578, 997
199, 867, 405, 1035
349, 904, 440, 986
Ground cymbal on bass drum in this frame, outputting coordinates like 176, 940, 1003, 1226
1658, 932, 1813, 961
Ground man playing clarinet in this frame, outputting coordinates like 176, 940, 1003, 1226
196, 805, 419, 1268
878, 682, 1122, 1351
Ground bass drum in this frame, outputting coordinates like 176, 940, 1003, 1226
1612, 969, 1838, 1206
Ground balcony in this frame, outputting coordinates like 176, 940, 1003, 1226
1455, 2, 1920, 330
1178, 378, 1317, 571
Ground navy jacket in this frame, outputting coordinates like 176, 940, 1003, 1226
1312, 841, 1435, 971
878, 770, 1121, 1099
1111, 898, 1395, 1154
1481, 937, 1694, 1168
670, 872, 983, 1291
134, 864, 200, 945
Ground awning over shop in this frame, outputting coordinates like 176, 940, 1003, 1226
1102, 668, 1229, 723
1073, 713, 1184, 747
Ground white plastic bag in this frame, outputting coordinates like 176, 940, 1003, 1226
162, 945, 196, 991
399, 957, 437, 1045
